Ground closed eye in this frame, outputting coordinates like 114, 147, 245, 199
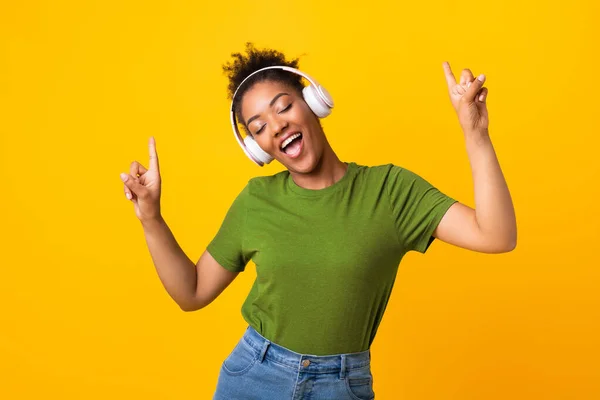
255, 103, 292, 135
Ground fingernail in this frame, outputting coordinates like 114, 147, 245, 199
477, 74, 486, 82
126, 192, 132, 199
120, 173, 128, 182
467, 82, 471, 88
479, 94, 484, 101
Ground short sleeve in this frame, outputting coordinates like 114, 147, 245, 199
386, 165, 458, 254
206, 182, 251, 272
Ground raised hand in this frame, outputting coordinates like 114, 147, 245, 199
120, 137, 162, 222
442, 62, 489, 136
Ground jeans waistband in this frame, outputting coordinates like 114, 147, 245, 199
241, 325, 371, 375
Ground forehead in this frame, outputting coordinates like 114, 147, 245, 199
240, 80, 298, 121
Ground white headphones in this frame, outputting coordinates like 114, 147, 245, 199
229, 66, 334, 166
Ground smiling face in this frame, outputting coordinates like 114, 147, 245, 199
240, 79, 327, 173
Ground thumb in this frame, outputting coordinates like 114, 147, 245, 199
464, 74, 486, 102
120, 173, 147, 197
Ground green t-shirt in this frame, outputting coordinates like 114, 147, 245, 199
206, 161, 457, 355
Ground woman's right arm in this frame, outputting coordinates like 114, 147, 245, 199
121, 137, 239, 311
141, 216, 240, 311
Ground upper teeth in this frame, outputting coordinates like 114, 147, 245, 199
281, 133, 301, 150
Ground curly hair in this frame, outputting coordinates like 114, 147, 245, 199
222, 42, 305, 131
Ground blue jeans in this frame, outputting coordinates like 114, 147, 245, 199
213, 325, 375, 400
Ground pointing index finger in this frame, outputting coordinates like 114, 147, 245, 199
149, 136, 159, 171
442, 61, 457, 88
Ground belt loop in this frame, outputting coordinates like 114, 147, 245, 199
339, 355, 346, 379
259, 339, 270, 363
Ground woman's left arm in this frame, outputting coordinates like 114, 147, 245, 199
432, 62, 517, 254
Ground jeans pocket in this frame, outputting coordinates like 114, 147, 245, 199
344, 366, 375, 400
221, 338, 258, 376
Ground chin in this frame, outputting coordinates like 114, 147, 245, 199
292, 155, 322, 175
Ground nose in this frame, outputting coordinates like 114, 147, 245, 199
270, 115, 289, 137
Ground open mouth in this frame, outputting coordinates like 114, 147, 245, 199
280, 132, 303, 158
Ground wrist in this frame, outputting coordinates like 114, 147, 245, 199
141, 214, 165, 230
464, 128, 490, 145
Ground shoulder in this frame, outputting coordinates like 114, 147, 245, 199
353, 162, 440, 200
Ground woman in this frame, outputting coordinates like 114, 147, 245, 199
119, 43, 517, 399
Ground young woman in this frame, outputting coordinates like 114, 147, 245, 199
120, 43, 517, 399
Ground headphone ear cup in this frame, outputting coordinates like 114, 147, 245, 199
244, 135, 274, 165
302, 85, 332, 118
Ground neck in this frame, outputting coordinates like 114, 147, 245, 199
288, 142, 348, 190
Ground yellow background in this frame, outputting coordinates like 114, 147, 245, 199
1, 0, 599, 399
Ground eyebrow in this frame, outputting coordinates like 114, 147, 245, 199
245, 92, 290, 126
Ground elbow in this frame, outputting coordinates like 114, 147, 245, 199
492, 224, 517, 253
506, 230, 518, 252
498, 234, 517, 253
180, 303, 202, 312
178, 298, 206, 312
481, 233, 517, 254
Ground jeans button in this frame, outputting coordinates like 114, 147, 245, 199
302, 359, 310, 367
